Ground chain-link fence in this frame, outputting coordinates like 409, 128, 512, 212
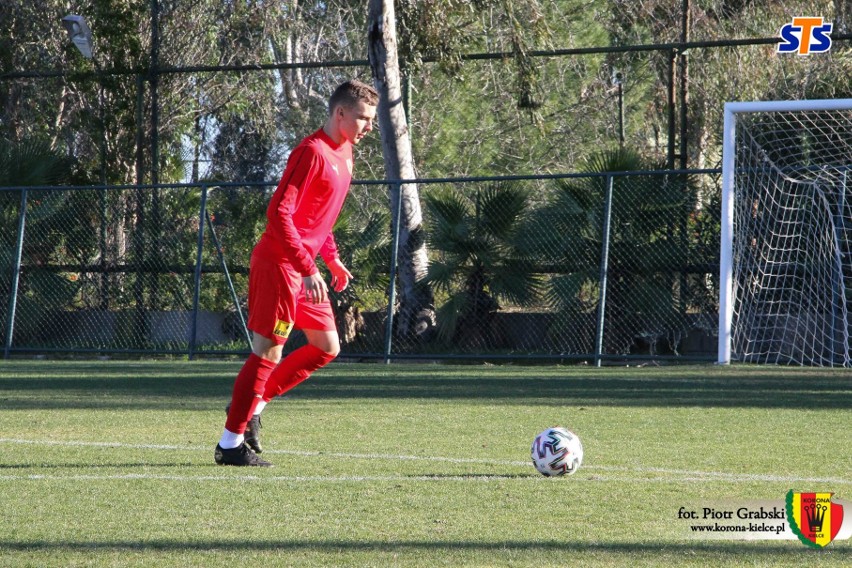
1, 168, 721, 362
5, 2, 846, 361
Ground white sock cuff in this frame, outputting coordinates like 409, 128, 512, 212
219, 429, 244, 450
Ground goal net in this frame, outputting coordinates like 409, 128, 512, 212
719, 99, 852, 367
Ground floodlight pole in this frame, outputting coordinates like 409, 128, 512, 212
93, 60, 108, 309
617, 81, 624, 147
612, 69, 625, 147
149, 0, 162, 310
679, 0, 690, 170
63, 15, 109, 308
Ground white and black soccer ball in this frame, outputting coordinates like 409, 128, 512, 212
531, 426, 583, 476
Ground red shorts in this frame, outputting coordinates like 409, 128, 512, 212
246, 252, 336, 345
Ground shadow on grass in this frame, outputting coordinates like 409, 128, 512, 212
0, 538, 844, 556
0, 462, 197, 470
0, 361, 850, 410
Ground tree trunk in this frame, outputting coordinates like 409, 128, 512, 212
367, 0, 436, 341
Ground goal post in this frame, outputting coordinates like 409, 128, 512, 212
719, 98, 852, 367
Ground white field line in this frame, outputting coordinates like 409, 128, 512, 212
0, 437, 849, 485
0, 473, 810, 483
0, 437, 530, 465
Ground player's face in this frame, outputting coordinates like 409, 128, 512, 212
339, 101, 376, 145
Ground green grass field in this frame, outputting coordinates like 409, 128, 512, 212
0, 360, 850, 567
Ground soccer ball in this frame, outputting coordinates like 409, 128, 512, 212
531, 426, 583, 476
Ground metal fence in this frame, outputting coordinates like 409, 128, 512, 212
1, 168, 721, 362
4, 5, 849, 362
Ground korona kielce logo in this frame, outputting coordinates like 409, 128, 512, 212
777, 17, 833, 54
787, 491, 845, 548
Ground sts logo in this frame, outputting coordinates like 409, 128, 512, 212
777, 17, 833, 55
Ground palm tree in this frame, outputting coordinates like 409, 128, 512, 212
532, 148, 703, 355
424, 182, 542, 348
329, 202, 392, 348
0, 138, 78, 345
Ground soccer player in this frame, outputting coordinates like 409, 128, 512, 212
215, 79, 379, 467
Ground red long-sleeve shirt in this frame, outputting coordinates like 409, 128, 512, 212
253, 128, 354, 276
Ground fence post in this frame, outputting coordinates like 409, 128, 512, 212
4, 189, 28, 359
189, 184, 208, 360
205, 210, 251, 350
594, 175, 615, 367
383, 182, 403, 364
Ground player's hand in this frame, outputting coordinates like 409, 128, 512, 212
327, 258, 353, 292
303, 272, 328, 304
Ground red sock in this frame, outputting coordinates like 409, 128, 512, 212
262, 344, 336, 401
225, 353, 276, 434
